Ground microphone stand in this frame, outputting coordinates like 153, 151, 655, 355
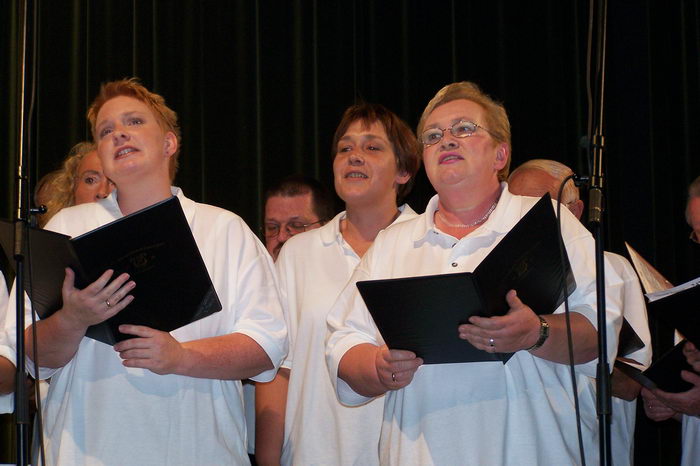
587, 0, 612, 464
13, 0, 37, 464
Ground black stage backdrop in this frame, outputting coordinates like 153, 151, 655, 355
1, 1, 699, 464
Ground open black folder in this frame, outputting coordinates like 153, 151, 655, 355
357, 194, 576, 365
646, 280, 700, 346
616, 341, 698, 393
615, 280, 700, 392
0, 196, 222, 345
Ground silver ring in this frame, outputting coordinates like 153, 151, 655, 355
106, 299, 112, 308
488, 338, 495, 347
391, 372, 396, 383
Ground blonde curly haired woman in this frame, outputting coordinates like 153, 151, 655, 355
39, 141, 114, 227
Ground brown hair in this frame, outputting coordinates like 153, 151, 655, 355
417, 82, 511, 181
331, 103, 422, 203
87, 77, 181, 181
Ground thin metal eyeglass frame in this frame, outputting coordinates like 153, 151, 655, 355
421, 120, 495, 146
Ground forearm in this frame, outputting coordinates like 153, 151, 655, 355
338, 343, 385, 398
176, 333, 274, 380
255, 368, 289, 466
529, 313, 598, 364
0, 356, 15, 394
25, 309, 88, 369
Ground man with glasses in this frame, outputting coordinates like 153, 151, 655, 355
262, 175, 335, 261
243, 174, 334, 463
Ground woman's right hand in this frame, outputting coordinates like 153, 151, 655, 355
375, 344, 423, 391
60, 267, 135, 329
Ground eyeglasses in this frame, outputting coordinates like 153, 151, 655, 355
421, 120, 494, 146
691, 230, 699, 244
262, 220, 323, 239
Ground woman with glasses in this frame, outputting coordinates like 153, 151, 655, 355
326, 82, 622, 465
255, 103, 421, 466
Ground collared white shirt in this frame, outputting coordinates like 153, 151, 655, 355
278, 205, 417, 466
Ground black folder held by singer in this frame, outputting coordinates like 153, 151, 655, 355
356, 194, 576, 365
615, 279, 700, 393
0, 196, 222, 345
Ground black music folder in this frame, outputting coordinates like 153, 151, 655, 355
645, 279, 700, 346
616, 341, 698, 393
357, 194, 576, 365
617, 317, 646, 359
0, 196, 221, 345
615, 280, 700, 392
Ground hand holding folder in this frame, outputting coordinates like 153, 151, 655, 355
357, 194, 576, 365
621, 244, 700, 393
0, 196, 222, 345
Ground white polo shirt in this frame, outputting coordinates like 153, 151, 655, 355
604, 251, 652, 466
278, 205, 416, 466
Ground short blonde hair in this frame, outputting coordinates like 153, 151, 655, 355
509, 159, 579, 205
87, 78, 181, 181
417, 82, 511, 181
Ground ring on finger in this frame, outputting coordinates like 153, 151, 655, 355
488, 337, 495, 347
106, 299, 112, 308
391, 372, 396, 383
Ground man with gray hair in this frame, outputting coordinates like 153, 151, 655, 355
509, 158, 653, 466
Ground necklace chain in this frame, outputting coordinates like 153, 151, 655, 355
437, 200, 498, 229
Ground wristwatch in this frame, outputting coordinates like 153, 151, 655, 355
526, 315, 549, 351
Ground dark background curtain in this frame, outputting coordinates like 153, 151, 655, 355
1, 1, 699, 464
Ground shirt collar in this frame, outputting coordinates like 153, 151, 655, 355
411, 182, 522, 242
319, 203, 418, 247
101, 186, 194, 226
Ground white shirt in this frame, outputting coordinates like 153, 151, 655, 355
278, 205, 417, 466
682, 414, 699, 466
604, 252, 652, 466
0, 188, 288, 466
327, 186, 624, 466
0, 271, 11, 414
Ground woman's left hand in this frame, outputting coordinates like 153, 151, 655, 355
458, 290, 540, 353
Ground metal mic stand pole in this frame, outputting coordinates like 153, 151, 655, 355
588, 0, 612, 464
13, 0, 35, 464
